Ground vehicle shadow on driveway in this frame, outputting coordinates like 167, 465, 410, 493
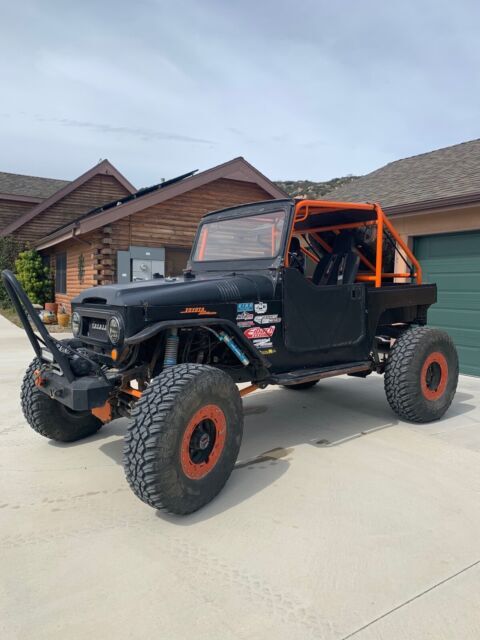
158, 375, 476, 523
51, 374, 476, 522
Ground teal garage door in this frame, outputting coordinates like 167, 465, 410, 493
414, 231, 480, 376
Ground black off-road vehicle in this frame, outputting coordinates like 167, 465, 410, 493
3, 198, 459, 514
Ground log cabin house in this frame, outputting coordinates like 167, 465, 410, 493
1, 160, 136, 244
24, 157, 285, 310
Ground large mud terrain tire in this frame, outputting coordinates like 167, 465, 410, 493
283, 380, 319, 390
384, 326, 458, 423
21, 358, 103, 442
123, 364, 243, 515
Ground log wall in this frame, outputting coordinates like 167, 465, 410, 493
43, 177, 274, 305
0, 199, 36, 235
13, 175, 130, 244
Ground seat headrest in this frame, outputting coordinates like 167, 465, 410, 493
289, 236, 301, 252
332, 231, 355, 253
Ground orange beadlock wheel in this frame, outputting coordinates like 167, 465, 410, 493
180, 404, 227, 480
124, 363, 243, 514
420, 351, 448, 401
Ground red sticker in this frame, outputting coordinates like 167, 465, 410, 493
244, 326, 275, 339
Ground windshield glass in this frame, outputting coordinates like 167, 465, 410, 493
193, 210, 287, 262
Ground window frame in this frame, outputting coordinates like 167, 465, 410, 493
192, 209, 288, 263
55, 252, 67, 294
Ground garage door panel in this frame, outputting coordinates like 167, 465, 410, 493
460, 362, 480, 377
429, 308, 480, 330
415, 230, 480, 377
454, 345, 480, 377
416, 232, 480, 258
419, 258, 480, 275
427, 325, 480, 349
436, 292, 480, 311
423, 273, 480, 290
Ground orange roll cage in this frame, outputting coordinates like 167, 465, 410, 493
289, 200, 422, 287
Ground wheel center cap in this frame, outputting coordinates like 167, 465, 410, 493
198, 433, 210, 450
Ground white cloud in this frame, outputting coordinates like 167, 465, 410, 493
0, 0, 479, 184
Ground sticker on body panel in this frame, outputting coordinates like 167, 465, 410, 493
254, 314, 281, 325
254, 302, 267, 314
244, 326, 275, 339
237, 303, 254, 313
237, 321, 254, 328
236, 311, 254, 321
253, 338, 273, 349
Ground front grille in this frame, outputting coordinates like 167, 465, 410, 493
85, 317, 108, 341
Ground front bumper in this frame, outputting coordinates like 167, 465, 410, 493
37, 370, 113, 411
1, 270, 116, 412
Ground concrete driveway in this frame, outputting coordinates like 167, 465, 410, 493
1, 313, 480, 639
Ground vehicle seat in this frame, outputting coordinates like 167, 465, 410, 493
288, 236, 305, 274
312, 232, 360, 286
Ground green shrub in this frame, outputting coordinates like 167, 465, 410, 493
15, 249, 53, 306
0, 236, 25, 308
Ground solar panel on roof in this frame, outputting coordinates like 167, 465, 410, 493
49, 169, 198, 235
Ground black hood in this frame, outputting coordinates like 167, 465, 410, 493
72, 271, 276, 308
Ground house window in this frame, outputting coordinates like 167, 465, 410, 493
55, 253, 67, 294
41, 254, 51, 270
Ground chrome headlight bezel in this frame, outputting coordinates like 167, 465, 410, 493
71, 311, 82, 337
107, 315, 123, 345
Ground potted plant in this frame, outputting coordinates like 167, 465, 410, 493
45, 301, 58, 313
40, 309, 56, 324
57, 304, 70, 327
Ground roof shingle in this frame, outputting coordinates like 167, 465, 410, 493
0, 171, 70, 199
324, 139, 480, 209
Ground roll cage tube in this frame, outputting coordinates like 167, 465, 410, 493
285, 200, 422, 287
1, 269, 76, 382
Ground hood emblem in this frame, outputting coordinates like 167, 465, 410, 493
180, 306, 217, 316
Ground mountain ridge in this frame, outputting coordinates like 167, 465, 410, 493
275, 175, 359, 199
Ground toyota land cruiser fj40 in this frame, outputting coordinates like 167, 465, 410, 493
2, 198, 458, 514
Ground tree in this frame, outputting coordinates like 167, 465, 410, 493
0, 236, 25, 308
14, 250, 53, 305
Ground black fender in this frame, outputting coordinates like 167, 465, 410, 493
124, 318, 271, 370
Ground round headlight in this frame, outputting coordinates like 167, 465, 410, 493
107, 316, 122, 345
71, 311, 81, 337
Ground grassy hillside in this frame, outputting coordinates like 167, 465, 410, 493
275, 175, 358, 198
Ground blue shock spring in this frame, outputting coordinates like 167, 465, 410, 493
163, 328, 179, 367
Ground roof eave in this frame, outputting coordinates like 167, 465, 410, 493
1, 159, 136, 237
36, 228, 76, 250
67, 157, 287, 235
35, 157, 288, 248
0, 192, 43, 205
386, 191, 480, 215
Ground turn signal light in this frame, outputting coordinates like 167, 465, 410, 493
111, 348, 118, 361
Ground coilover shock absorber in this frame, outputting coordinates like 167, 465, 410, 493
163, 328, 179, 367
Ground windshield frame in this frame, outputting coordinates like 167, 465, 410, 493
190, 200, 294, 271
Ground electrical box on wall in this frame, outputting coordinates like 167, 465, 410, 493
117, 246, 166, 283
132, 259, 165, 281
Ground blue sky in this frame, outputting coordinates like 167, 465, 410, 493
1, 0, 479, 187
